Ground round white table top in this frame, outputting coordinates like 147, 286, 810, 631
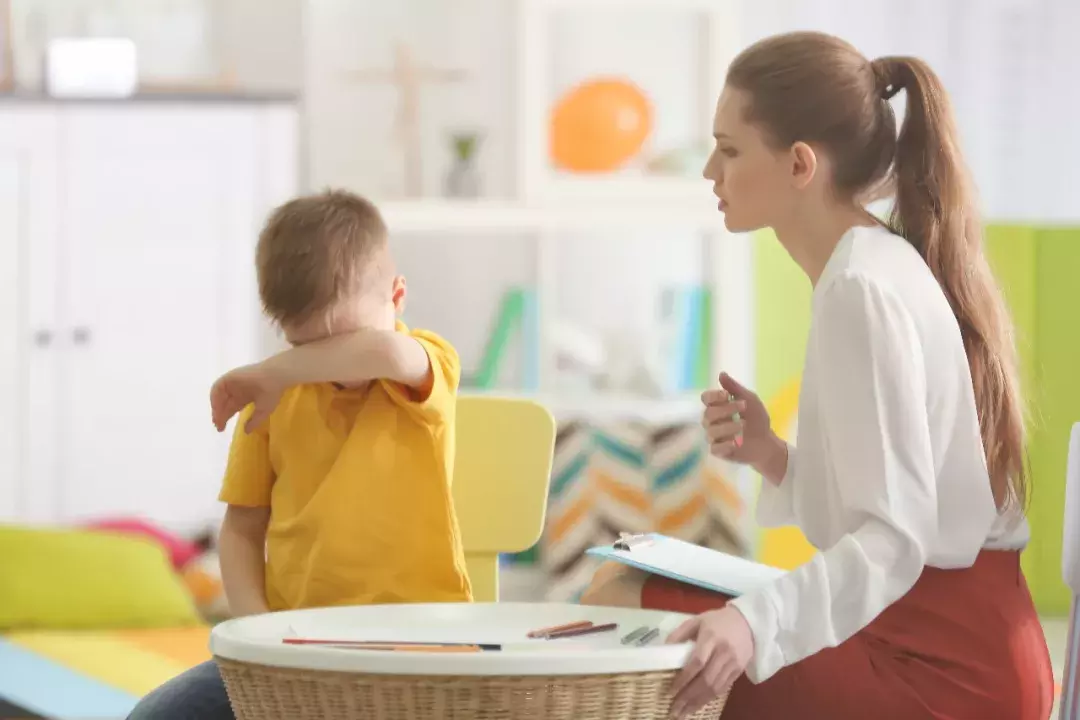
211, 602, 695, 677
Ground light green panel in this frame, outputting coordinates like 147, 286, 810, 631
986, 227, 1080, 615
752, 231, 817, 569
984, 227, 1044, 599
984, 227, 1037, 401
752, 230, 811, 403
1029, 229, 1080, 615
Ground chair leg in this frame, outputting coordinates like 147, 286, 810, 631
465, 556, 498, 603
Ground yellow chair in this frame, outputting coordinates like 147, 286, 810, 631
453, 395, 556, 602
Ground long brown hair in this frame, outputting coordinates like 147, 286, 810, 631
727, 32, 1027, 511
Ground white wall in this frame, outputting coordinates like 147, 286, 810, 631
303, 0, 516, 198
10, 0, 302, 92
216, 0, 303, 92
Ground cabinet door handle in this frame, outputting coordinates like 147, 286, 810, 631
33, 329, 53, 347
72, 327, 91, 345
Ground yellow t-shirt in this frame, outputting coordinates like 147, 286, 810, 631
218, 326, 472, 610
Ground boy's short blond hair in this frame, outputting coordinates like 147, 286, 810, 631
256, 189, 388, 327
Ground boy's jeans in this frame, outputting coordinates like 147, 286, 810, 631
126, 660, 234, 720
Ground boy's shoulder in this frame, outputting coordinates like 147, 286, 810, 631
398, 324, 458, 360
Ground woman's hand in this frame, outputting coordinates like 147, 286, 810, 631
666, 606, 755, 718
702, 373, 788, 484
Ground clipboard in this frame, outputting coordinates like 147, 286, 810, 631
586, 533, 786, 598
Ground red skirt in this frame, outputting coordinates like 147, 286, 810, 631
642, 550, 1054, 719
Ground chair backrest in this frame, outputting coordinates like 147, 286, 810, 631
1060, 422, 1080, 719
452, 395, 555, 602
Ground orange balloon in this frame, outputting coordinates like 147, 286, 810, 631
550, 78, 653, 173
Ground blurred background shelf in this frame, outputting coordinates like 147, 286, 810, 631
380, 197, 725, 233
540, 0, 726, 11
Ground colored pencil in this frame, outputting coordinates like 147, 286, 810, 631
334, 644, 483, 653
526, 621, 594, 639
545, 622, 618, 640
282, 639, 499, 651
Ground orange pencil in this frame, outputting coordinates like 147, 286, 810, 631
334, 644, 482, 653
283, 638, 495, 652
280, 643, 483, 651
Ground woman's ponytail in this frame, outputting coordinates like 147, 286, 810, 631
873, 56, 1027, 510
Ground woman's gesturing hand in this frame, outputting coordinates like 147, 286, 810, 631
702, 372, 789, 484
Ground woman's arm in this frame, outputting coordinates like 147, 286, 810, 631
755, 435, 791, 488
754, 439, 797, 527
730, 272, 941, 683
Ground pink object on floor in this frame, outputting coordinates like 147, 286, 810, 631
84, 517, 200, 570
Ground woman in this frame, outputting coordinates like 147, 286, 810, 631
581, 31, 1053, 719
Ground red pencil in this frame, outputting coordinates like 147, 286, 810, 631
526, 621, 594, 639
545, 622, 618, 640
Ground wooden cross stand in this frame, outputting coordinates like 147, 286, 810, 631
342, 42, 467, 198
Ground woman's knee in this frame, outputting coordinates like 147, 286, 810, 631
579, 561, 647, 607
127, 661, 233, 720
641, 575, 732, 614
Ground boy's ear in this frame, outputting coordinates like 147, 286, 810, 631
392, 275, 407, 313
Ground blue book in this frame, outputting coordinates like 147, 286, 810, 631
660, 287, 697, 393
520, 288, 540, 391
586, 533, 786, 597
682, 287, 705, 389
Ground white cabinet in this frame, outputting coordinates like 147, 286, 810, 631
0, 109, 61, 524
0, 101, 298, 529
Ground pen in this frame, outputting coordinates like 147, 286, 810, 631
621, 626, 650, 645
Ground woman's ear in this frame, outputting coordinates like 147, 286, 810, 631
790, 141, 818, 190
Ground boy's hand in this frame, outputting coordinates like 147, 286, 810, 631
210, 364, 284, 433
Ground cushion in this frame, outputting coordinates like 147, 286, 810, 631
183, 550, 230, 620
0, 524, 203, 630
84, 517, 201, 570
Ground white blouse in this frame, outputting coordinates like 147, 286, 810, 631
729, 224, 1029, 684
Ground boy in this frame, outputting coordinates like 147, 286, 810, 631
127, 190, 471, 720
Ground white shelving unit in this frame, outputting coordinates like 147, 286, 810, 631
380, 197, 720, 234
380, 0, 751, 424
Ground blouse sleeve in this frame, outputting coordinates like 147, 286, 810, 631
755, 442, 798, 528
730, 272, 938, 683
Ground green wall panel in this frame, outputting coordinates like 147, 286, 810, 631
1028, 229, 1080, 614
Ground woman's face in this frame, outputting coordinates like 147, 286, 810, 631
702, 87, 796, 233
